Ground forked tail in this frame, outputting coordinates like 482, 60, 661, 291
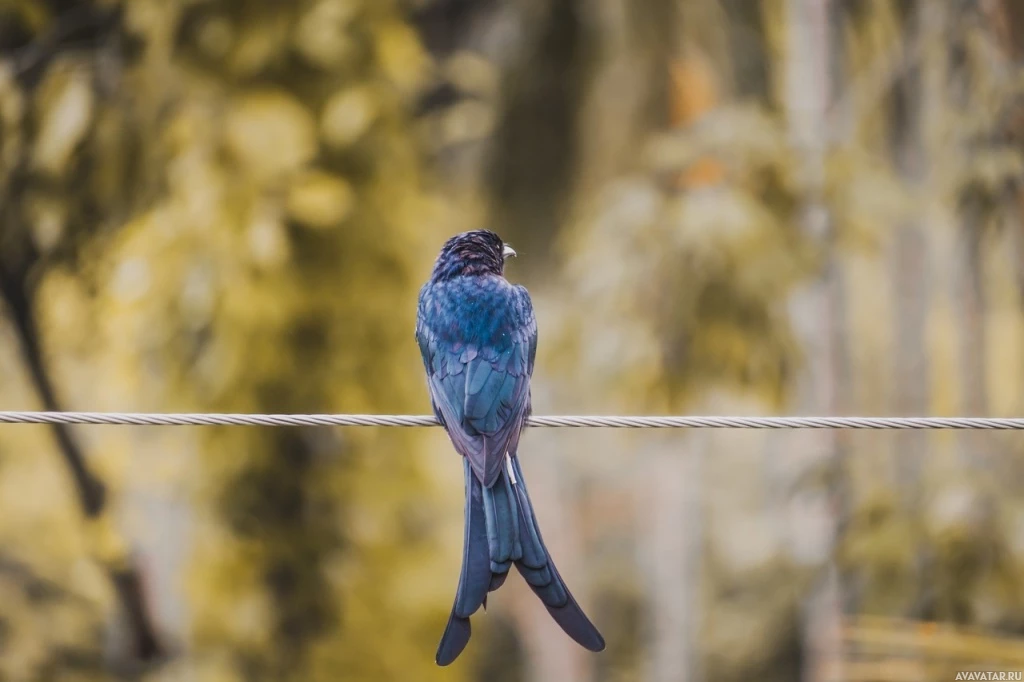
436, 456, 605, 666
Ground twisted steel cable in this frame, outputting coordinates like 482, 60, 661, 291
0, 411, 1022, 429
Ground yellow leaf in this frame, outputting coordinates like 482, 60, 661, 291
32, 65, 94, 176
321, 86, 378, 148
286, 169, 355, 228
294, 0, 360, 69
224, 89, 317, 182
374, 21, 430, 95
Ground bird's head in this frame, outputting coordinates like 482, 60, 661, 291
430, 230, 517, 282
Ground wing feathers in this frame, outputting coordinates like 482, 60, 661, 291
416, 280, 537, 487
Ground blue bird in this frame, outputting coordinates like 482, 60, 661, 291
416, 230, 605, 666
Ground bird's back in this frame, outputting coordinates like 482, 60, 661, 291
417, 275, 532, 349
416, 274, 537, 485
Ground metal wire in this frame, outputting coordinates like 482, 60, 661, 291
0, 411, 1023, 429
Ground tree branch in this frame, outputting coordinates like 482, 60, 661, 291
0, 265, 162, 662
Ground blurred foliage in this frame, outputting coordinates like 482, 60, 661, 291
1, 0, 457, 680
2, 0, 1024, 681
557, 103, 810, 410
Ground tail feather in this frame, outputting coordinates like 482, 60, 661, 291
453, 459, 491, 618
482, 570, 507, 612
502, 469, 523, 561
488, 572, 507, 592
437, 454, 605, 666
482, 468, 518, 564
481, 463, 515, 586
510, 456, 606, 653
517, 563, 553, 587
436, 459, 491, 666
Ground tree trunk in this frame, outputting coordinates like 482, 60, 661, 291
953, 209, 989, 469
784, 0, 847, 679
512, 439, 593, 682
891, 223, 930, 488
889, 1, 936, 504
646, 433, 705, 682
0, 271, 161, 663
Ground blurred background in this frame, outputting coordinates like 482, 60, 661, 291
1, 0, 1024, 680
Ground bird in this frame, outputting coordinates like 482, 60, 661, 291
415, 229, 605, 666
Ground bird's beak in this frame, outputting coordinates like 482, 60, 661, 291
502, 244, 517, 259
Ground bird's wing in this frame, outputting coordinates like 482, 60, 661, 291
416, 287, 537, 487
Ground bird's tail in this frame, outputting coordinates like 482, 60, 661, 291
436, 456, 605, 666
506, 455, 605, 653
436, 459, 491, 666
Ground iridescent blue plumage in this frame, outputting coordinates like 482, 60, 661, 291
416, 230, 605, 666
